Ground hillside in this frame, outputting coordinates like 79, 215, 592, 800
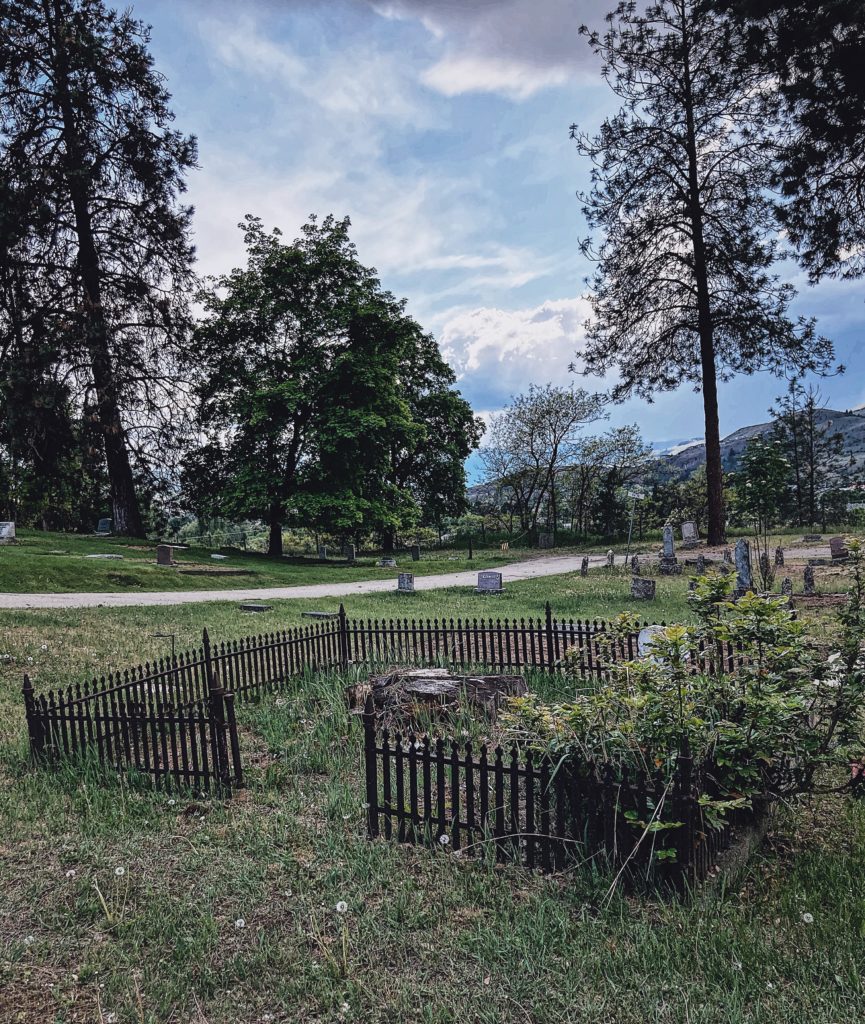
663, 407, 865, 480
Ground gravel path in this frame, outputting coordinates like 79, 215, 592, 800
0, 553, 609, 610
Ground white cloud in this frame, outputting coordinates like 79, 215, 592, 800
421, 54, 571, 100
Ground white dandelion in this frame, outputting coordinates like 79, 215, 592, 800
167, 799, 176, 806
65, 869, 76, 879
234, 918, 246, 929
40, 644, 48, 651
114, 866, 125, 877
335, 901, 348, 914
439, 833, 450, 846
23, 935, 35, 946
801, 911, 814, 924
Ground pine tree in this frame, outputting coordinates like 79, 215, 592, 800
0, 0, 197, 536
572, 0, 835, 545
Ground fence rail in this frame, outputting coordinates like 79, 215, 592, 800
23, 604, 743, 795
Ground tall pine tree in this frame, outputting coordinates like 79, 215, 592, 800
0, 0, 197, 535
572, 0, 835, 544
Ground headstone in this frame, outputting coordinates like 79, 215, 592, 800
239, 603, 271, 613
156, 544, 174, 566
830, 536, 849, 560
476, 570, 503, 594
0, 521, 15, 543
538, 533, 554, 549
723, 547, 733, 564
606, 549, 615, 568
637, 624, 665, 657
630, 554, 640, 575
378, 557, 397, 568
318, 544, 328, 560
695, 553, 706, 575
688, 579, 697, 592
344, 543, 356, 562
302, 610, 339, 620
803, 565, 815, 595
580, 556, 589, 577
410, 545, 421, 562
781, 577, 793, 597
681, 521, 699, 548
95, 517, 112, 535
803, 534, 822, 543
397, 572, 415, 593
211, 553, 228, 560
631, 577, 656, 600
84, 553, 123, 560
759, 551, 772, 584
735, 538, 753, 593
659, 525, 680, 575
775, 546, 785, 567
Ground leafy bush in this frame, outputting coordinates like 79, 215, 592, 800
504, 543, 865, 815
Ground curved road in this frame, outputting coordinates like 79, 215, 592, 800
0, 553, 608, 610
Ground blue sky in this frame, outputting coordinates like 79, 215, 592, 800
138, 0, 864, 478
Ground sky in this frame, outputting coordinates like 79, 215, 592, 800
138, 0, 864, 479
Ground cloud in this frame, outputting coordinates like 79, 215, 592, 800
372, 0, 602, 98
438, 296, 595, 408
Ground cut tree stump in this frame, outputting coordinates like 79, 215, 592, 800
347, 666, 527, 728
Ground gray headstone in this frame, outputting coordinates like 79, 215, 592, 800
723, 547, 733, 564
580, 556, 589, 577
318, 544, 328, 560
830, 536, 848, 560
397, 572, 415, 593
96, 518, 112, 534
631, 577, 656, 600
803, 534, 822, 542
538, 533, 554, 549
681, 521, 699, 548
378, 557, 397, 568
410, 545, 421, 562
781, 577, 793, 597
759, 551, 772, 583
695, 553, 706, 575
775, 546, 785, 567
803, 565, 815, 595
302, 610, 339, 620
344, 543, 356, 562
476, 570, 503, 594
84, 553, 123, 560
239, 602, 271, 612
606, 549, 615, 567
630, 554, 640, 575
662, 525, 675, 558
156, 544, 173, 566
0, 521, 15, 543
735, 538, 753, 592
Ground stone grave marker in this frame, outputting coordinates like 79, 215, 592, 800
302, 610, 339, 620
695, 553, 706, 575
318, 544, 328, 560
239, 603, 271, 613
630, 554, 640, 575
85, 553, 123, 560
378, 556, 397, 568
759, 551, 772, 585
156, 544, 174, 566
476, 570, 503, 594
397, 572, 415, 594
631, 577, 656, 600
344, 543, 356, 562
659, 525, 680, 574
211, 553, 228, 560
735, 538, 753, 593
95, 517, 112, 535
775, 546, 785, 567
580, 556, 589, 577
637, 624, 665, 657
411, 545, 421, 562
607, 549, 615, 568
723, 546, 733, 564
803, 534, 822, 542
0, 521, 15, 543
803, 565, 816, 595
830, 536, 849, 560
681, 520, 699, 548
781, 577, 793, 597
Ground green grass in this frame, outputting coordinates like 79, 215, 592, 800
0, 529, 531, 594
1, 572, 863, 1022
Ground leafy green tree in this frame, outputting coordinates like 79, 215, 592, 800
572, 0, 835, 546
0, 0, 197, 536
770, 379, 845, 528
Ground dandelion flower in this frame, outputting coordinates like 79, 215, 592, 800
114, 866, 125, 877
40, 644, 48, 651
439, 833, 450, 846
335, 901, 348, 914
167, 799, 176, 807
65, 869, 76, 879
234, 918, 246, 929
801, 912, 814, 924
23, 935, 35, 946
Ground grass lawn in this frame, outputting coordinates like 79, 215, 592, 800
1, 572, 863, 1023
0, 530, 531, 594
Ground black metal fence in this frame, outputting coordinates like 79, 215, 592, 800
361, 696, 745, 888
22, 604, 742, 796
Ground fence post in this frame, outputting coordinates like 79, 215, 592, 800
22, 674, 45, 760
545, 602, 554, 672
224, 692, 244, 789
338, 603, 350, 672
363, 695, 379, 837
203, 629, 231, 791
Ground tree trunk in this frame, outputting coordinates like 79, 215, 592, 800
267, 506, 283, 558
48, 0, 145, 537
681, 11, 725, 545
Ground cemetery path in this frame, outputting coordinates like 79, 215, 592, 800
0, 553, 610, 609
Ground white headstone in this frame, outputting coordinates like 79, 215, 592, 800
681, 521, 698, 542
662, 525, 675, 557
0, 521, 15, 543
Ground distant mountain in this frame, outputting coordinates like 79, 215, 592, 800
662, 407, 865, 480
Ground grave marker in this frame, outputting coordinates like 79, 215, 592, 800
476, 570, 503, 594
781, 577, 793, 597
0, 521, 15, 544
630, 554, 640, 575
775, 546, 785, 567
378, 557, 397, 568
631, 577, 656, 600
318, 544, 328, 560
397, 572, 415, 593
538, 533, 554, 549
580, 556, 589, 577
735, 538, 753, 593
606, 549, 615, 568
156, 544, 174, 566
344, 543, 356, 562
803, 565, 816, 595
681, 520, 699, 548
95, 517, 112, 535
830, 536, 849, 560
411, 545, 421, 562
659, 525, 681, 574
